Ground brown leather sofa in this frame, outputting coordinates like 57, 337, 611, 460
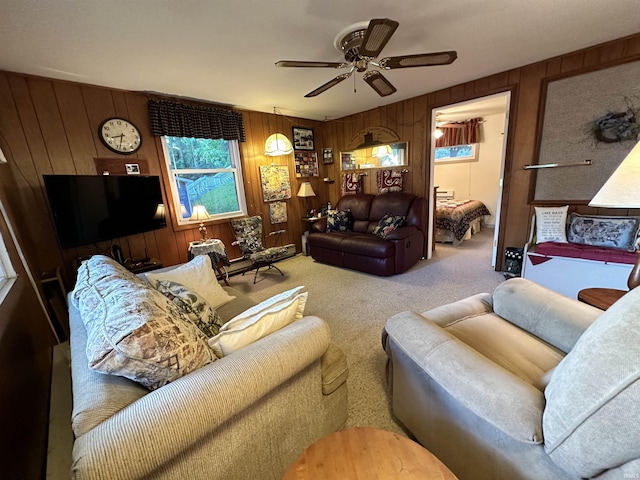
308, 192, 426, 276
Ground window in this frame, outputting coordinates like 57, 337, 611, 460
161, 136, 247, 224
0, 203, 17, 303
434, 144, 478, 163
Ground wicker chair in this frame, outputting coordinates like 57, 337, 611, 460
230, 216, 288, 283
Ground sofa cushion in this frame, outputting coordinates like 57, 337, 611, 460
373, 213, 406, 239
326, 209, 353, 232
543, 286, 640, 478
567, 213, 640, 250
209, 287, 308, 357
155, 280, 225, 338
73, 255, 216, 390
340, 234, 395, 257
336, 194, 374, 221
369, 192, 415, 222
534, 205, 568, 243
146, 255, 235, 308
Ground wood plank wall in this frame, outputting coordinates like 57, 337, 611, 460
1, 31, 640, 301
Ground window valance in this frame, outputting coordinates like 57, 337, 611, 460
148, 100, 246, 142
435, 117, 482, 148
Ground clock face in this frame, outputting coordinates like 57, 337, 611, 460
99, 118, 141, 154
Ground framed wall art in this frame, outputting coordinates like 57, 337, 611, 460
292, 126, 314, 151
322, 148, 333, 164
294, 151, 319, 177
259, 164, 291, 202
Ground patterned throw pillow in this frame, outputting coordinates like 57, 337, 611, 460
72, 255, 216, 390
373, 213, 406, 239
155, 280, 225, 338
327, 209, 353, 232
567, 213, 640, 250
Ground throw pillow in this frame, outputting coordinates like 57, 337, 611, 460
567, 213, 640, 250
208, 288, 308, 357
534, 206, 569, 243
326, 209, 353, 232
373, 213, 406, 239
73, 255, 216, 390
155, 280, 225, 338
146, 255, 235, 308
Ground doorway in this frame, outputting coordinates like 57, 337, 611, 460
427, 91, 511, 268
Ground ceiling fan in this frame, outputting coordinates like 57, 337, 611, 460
275, 18, 457, 98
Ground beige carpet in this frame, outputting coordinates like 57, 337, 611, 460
225, 228, 505, 436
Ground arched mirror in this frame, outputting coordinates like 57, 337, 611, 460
341, 142, 408, 171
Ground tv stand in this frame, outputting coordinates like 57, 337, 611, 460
125, 258, 163, 274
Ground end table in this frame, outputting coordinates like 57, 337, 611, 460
188, 239, 230, 286
577, 287, 627, 310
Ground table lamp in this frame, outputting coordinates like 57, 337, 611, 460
589, 139, 640, 289
297, 182, 316, 216
190, 205, 211, 241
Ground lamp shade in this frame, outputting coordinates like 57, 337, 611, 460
189, 205, 211, 221
297, 182, 316, 198
372, 145, 392, 158
153, 203, 166, 220
265, 133, 293, 156
589, 140, 640, 208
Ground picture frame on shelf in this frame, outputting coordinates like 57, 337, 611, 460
322, 148, 333, 164
292, 126, 314, 151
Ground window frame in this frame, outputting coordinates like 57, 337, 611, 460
159, 137, 248, 230
0, 202, 18, 304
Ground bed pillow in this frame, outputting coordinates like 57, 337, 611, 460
535, 206, 569, 244
326, 209, 353, 232
208, 288, 308, 357
146, 255, 235, 308
567, 213, 640, 250
73, 255, 216, 390
155, 280, 225, 338
373, 213, 405, 239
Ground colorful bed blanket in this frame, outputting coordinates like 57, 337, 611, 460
436, 200, 491, 241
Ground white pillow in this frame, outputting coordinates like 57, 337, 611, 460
146, 255, 235, 308
208, 290, 308, 357
534, 206, 568, 244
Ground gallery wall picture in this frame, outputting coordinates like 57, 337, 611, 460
269, 201, 287, 224
292, 127, 314, 150
294, 151, 319, 177
259, 165, 291, 202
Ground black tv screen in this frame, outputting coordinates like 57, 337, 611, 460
43, 174, 167, 249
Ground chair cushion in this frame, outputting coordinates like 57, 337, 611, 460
230, 216, 264, 255
249, 246, 288, 264
543, 287, 640, 478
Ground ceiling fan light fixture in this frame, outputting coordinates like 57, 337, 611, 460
265, 132, 293, 156
363, 70, 396, 97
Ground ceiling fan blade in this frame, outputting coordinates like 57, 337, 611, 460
362, 70, 397, 97
358, 18, 399, 58
304, 73, 351, 97
276, 60, 347, 68
379, 51, 458, 69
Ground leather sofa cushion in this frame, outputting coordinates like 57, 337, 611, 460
543, 286, 640, 478
341, 234, 394, 257
336, 194, 374, 221
370, 192, 416, 221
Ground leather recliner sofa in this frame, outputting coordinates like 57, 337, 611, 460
308, 192, 426, 276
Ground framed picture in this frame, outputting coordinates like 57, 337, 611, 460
322, 148, 333, 164
292, 126, 314, 151
294, 151, 319, 177
259, 165, 292, 202
125, 163, 140, 174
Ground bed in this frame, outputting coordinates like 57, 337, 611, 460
435, 194, 491, 246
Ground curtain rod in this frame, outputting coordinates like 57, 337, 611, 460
523, 160, 592, 170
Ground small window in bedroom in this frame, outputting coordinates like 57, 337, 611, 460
161, 136, 247, 224
434, 144, 478, 163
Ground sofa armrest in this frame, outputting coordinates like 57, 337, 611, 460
72, 316, 333, 479
383, 225, 420, 241
385, 311, 545, 444
311, 217, 328, 232
492, 278, 601, 353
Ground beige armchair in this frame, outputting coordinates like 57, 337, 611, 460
383, 278, 640, 479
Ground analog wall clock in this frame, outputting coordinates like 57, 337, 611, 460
99, 117, 142, 154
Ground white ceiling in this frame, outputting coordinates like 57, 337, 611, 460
1, 0, 639, 121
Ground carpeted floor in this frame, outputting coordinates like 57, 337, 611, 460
225, 228, 505, 436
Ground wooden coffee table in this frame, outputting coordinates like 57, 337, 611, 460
282, 427, 458, 479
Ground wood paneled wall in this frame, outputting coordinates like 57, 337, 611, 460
1, 31, 640, 298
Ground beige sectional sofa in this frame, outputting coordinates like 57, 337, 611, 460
69, 256, 348, 479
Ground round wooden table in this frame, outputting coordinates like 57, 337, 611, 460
578, 287, 627, 310
282, 427, 458, 480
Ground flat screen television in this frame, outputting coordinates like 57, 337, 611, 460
43, 174, 167, 249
